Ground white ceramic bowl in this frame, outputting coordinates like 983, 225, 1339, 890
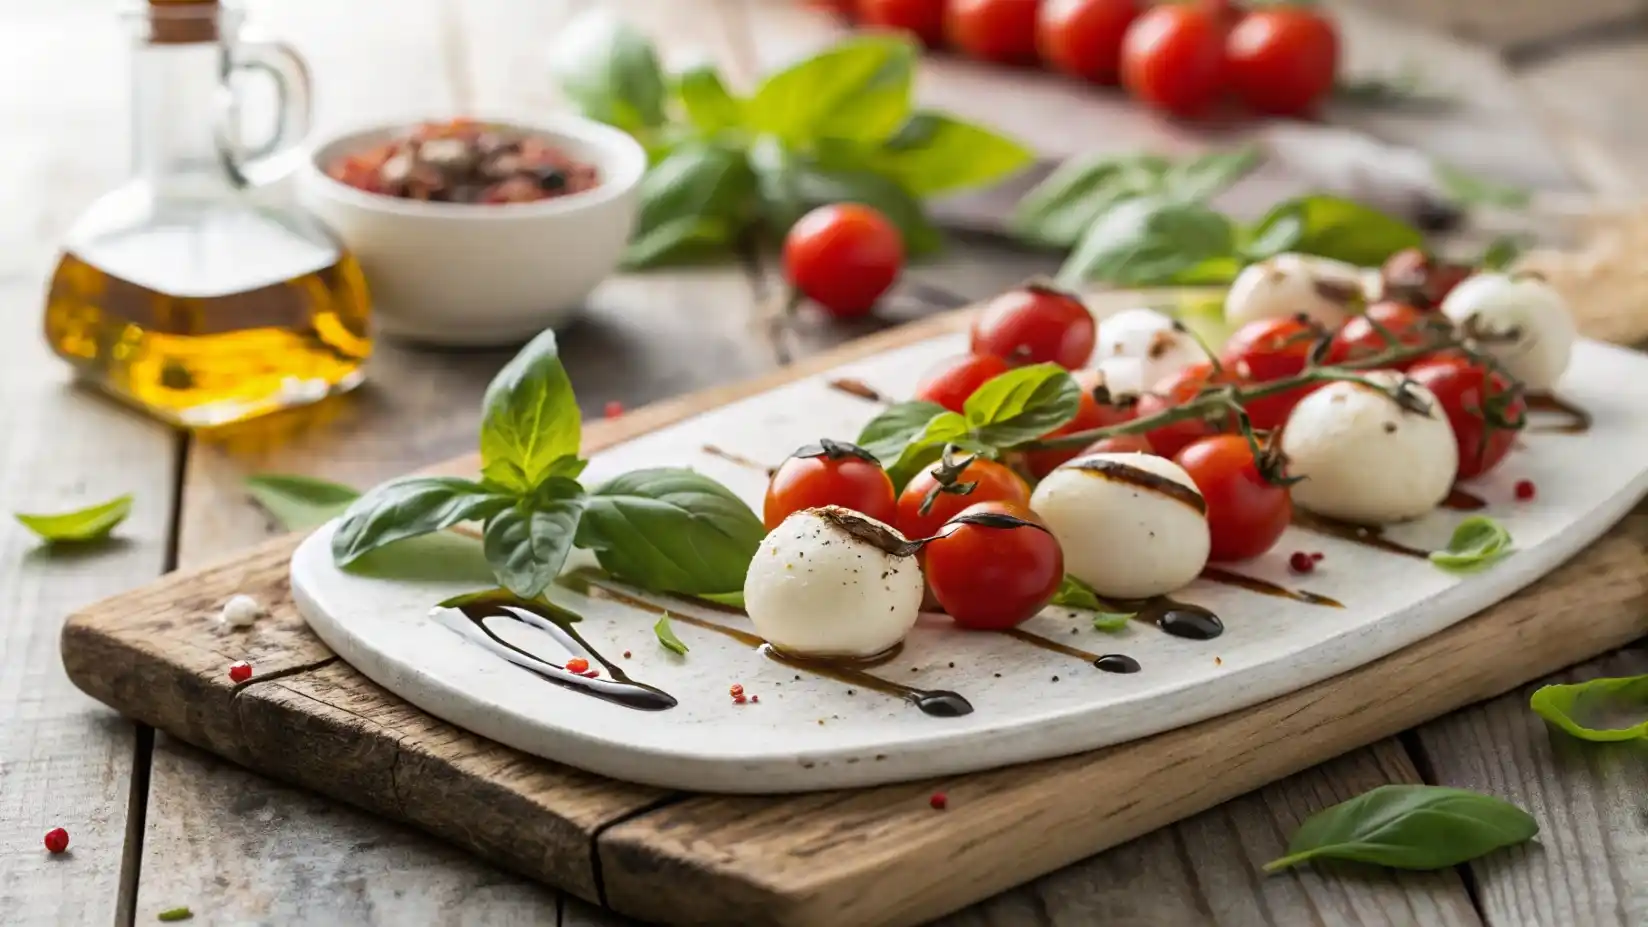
298, 115, 645, 346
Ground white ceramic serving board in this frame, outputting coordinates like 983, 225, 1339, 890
294, 334, 1648, 793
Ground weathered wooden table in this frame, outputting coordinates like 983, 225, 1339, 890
4, 0, 1647, 924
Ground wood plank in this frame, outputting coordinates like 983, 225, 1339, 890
1353, 0, 1648, 53
1513, 38, 1648, 194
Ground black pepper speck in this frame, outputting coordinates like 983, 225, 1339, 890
1052, 675, 1061, 682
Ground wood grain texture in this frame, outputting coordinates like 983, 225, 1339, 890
1515, 38, 1648, 194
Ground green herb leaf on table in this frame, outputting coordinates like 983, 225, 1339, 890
1057, 197, 1239, 289
626, 139, 754, 268
1090, 610, 1133, 631
697, 590, 746, 609
1479, 235, 1527, 272
479, 329, 582, 494
483, 479, 589, 599
1530, 675, 1648, 742
245, 474, 361, 531
1051, 573, 1101, 610
1012, 149, 1256, 250
1244, 194, 1424, 266
862, 112, 1034, 197
15, 493, 132, 544
331, 477, 514, 566
744, 35, 915, 146
549, 12, 667, 134
964, 363, 1082, 447
156, 907, 194, 922
1429, 515, 1513, 573
1162, 147, 1262, 203
576, 468, 765, 596
857, 400, 950, 463
1264, 784, 1538, 873
1433, 161, 1531, 210
655, 613, 690, 655
675, 64, 743, 134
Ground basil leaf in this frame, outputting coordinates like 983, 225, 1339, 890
1434, 161, 1530, 210
698, 590, 746, 609
157, 908, 194, 922
1530, 675, 1648, 742
332, 477, 514, 566
483, 480, 587, 599
749, 136, 807, 236
1479, 235, 1526, 272
746, 35, 915, 145
626, 140, 754, 268
675, 64, 743, 133
655, 613, 690, 655
15, 493, 132, 543
884, 410, 970, 491
1010, 154, 1167, 249
577, 468, 764, 595
1161, 147, 1261, 203
1051, 573, 1100, 610
1264, 784, 1538, 872
869, 112, 1033, 196
624, 214, 737, 269
479, 329, 581, 493
1091, 610, 1133, 631
1056, 197, 1237, 288
1429, 515, 1513, 573
1244, 195, 1424, 266
245, 474, 361, 530
856, 400, 948, 463
549, 12, 666, 132
964, 363, 1082, 448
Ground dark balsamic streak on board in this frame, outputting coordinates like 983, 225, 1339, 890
701, 444, 777, 477
1525, 392, 1591, 434
1199, 567, 1344, 608
1002, 627, 1141, 672
1290, 511, 1430, 560
1442, 486, 1487, 511
1124, 599, 1225, 640
826, 378, 891, 404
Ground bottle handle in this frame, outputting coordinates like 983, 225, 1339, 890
219, 38, 313, 189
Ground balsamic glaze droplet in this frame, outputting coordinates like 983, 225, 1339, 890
1157, 606, 1224, 641
913, 690, 974, 717
1094, 653, 1142, 674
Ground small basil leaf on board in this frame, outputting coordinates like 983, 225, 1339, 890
1429, 515, 1513, 573
655, 613, 690, 655
745, 35, 915, 145
576, 468, 765, 595
332, 477, 514, 566
549, 12, 667, 133
156, 907, 194, 923
15, 493, 132, 543
1051, 574, 1100, 610
479, 329, 582, 493
483, 481, 588, 599
245, 474, 361, 530
1091, 611, 1133, 631
964, 363, 1082, 448
1264, 784, 1538, 873
856, 400, 949, 463
675, 64, 744, 133
869, 112, 1033, 196
1056, 197, 1238, 288
1529, 675, 1648, 742
1244, 195, 1424, 266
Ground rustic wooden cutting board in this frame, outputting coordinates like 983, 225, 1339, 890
57, 294, 1648, 926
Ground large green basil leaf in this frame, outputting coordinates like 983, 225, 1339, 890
1530, 674, 1648, 742
479, 329, 582, 493
749, 135, 808, 237
1161, 147, 1261, 204
576, 468, 764, 595
870, 112, 1033, 196
856, 400, 949, 463
482, 479, 587, 598
1244, 194, 1424, 266
964, 363, 1082, 447
332, 477, 514, 566
1056, 196, 1237, 288
1264, 785, 1538, 872
549, 13, 667, 132
1011, 154, 1168, 249
623, 214, 737, 269
884, 410, 971, 491
245, 474, 360, 531
633, 142, 753, 239
746, 36, 915, 145
675, 64, 744, 133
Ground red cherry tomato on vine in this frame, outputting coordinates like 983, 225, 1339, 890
857, 0, 947, 46
1037, 0, 1143, 84
783, 203, 904, 319
1175, 435, 1292, 562
922, 501, 1065, 630
1134, 362, 1238, 457
1407, 356, 1526, 480
946, 0, 1041, 65
1120, 2, 1227, 117
763, 441, 896, 530
1220, 315, 1324, 431
1225, 6, 1339, 116
1080, 432, 1155, 456
913, 353, 1012, 414
1327, 301, 1431, 369
1024, 369, 1137, 477
970, 285, 1096, 369
896, 456, 1031, 539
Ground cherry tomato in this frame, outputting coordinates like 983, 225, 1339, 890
913, 353, 1011, 413
783, 203, 904, 319
763, 440, 897, 530
922, 501, 1065, 630
1220, 315, 1324, 431
1133, 362, 1238, 457
896, 455, 1031, 540
970, 285, 1096, 369
1120, 1, 1227, 117
1024, 368, 1137, 477
1380, 247, 1472, 311
1327, 301, 1431, 369
858, 0, 947, 46
1175, 435, 1292, 561
1080, 432, 1154, 456
946, 0, 1041, 65
1225, 6, 1338, 116
1038, 0, 1143, 84
1407, 356, 1526, 480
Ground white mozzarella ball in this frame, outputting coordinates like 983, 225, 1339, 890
219, 594, 263, 628
1440, 272, 1575, 391
1225, 253, 1368, 330
1094, 308, 1208, 390
1281, 372, 1458, 524
743, 506, 923, 659
1030, 453, 1210, 599
1091, 356, 1147, 403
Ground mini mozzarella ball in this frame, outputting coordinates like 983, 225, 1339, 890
1094, 308, 1208, 390
1224, 253, 1367, 330
1092, 356, 1147, 402
1030, 453, 1210, 599
1440, 272, 1575, 391
743, 506, 923, 659
219, 594, 263, 628
1281, 372, 1458, 524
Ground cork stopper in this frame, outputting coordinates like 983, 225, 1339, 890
148, 0, 219, 45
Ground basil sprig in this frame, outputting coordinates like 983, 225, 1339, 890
551, 23, 1032, 267
332, 331, 762, 600
246, 474, 360, 531
15, 493, 132, 544
1265, 784, 1539, 873
1530, 675, 1648, 742
1429, 515, 1513, 573
1050, 574, 1132, 630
